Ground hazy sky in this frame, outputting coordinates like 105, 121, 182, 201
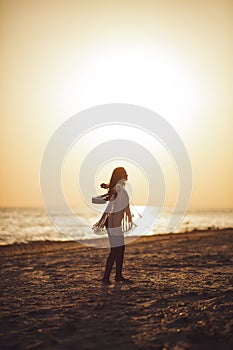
0, 0, 232, 209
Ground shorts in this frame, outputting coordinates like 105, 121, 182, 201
106, 227, 125, 248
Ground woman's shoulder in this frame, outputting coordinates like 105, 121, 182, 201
116, 183, 128, 193
115, 182, 123, 193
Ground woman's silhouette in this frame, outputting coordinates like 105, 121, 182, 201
93, 167, 133, 284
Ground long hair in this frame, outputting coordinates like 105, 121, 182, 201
101, 167, 127, 199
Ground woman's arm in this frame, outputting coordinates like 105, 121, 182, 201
92, 194, 115, 230
125, 204, 133, 224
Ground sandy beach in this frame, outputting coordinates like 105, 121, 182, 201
1, 229, 233, 350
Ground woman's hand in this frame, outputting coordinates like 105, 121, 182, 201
125, 205, 133, 229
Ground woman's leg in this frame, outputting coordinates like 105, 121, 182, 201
115, 245, 125, 280
103, 247, 116, 281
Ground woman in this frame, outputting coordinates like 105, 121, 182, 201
93, 167, 133, 284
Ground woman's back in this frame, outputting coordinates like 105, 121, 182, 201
107, 183, 129, 229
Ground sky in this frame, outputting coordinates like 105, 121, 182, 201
0, 0, 232, 209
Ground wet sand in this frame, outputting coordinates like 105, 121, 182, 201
1, 229, 233, 349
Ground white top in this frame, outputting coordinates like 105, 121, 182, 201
114, 183, 129, 214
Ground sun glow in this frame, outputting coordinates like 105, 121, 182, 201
58, 41, 199, 135
58, 42, 196, 209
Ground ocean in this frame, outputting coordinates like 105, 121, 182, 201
0, 207, 232, 246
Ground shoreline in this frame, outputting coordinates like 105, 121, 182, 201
1, 228, 232, 254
